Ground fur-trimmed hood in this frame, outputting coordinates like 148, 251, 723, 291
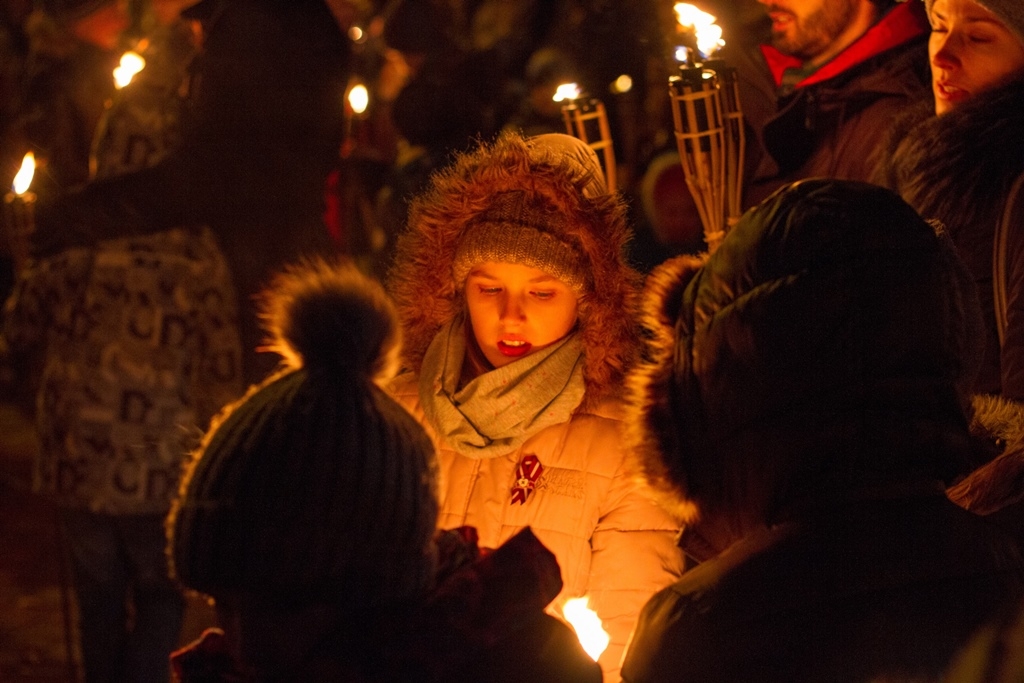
387, 131, 641, 402
949, 394, 1024, 517
625, 180, 980, 529
873, 77, 1024, 237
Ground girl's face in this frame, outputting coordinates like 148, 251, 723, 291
929, 0, 1024, 115
464, 262, 579, 369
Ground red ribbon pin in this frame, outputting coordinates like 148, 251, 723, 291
511, 454, 543, 505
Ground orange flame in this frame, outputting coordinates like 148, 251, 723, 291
563, 596, 610, 661
12, 152, 34, 195
674, 3, 725, 57
553, 82, 582, 103
113, 51, 146, 89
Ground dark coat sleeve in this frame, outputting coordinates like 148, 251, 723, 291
1000, 177, 1024, 401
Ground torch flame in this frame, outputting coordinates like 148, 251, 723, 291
553, 82, 581, 103
674, 3, 725, 58
12, 152, 35, 195
348, 84, 369, 115
113, 51, 146, 89
563, 596, 610, 661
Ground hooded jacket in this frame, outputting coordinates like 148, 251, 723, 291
732, 0, 932, 206
873, 79, 1024, 544
874, 78, 1024, 402
620, 179, 1024, 682
387, 132, 684, 682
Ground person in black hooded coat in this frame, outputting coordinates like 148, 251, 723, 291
619, 179, 1024, 683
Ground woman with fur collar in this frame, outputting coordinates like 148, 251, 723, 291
386, 131, 684, 682
873, 0, 1024, 545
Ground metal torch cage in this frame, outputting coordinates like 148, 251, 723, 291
561, 97, 617, 193
669, 68, 727, 253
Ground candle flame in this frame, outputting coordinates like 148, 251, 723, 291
674, 3, 725, 58
348, 84, 369, 115
563, 596, 610, 661
113, 51, 146, 89
553, 82, 581, 103
12, 152, 34, 195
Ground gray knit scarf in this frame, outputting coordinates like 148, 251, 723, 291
419, 317, 586, 459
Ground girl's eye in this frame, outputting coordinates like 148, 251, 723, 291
532, 290, 555, 300
478, 285, 502, 295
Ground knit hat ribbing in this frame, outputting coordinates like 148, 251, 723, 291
450, 134, 605, 294
168, 259, 438, 606
925, 0, 1024, 46
452, 192, 590, 295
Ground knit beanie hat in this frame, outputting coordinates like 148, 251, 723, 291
451, 133, 606, 296
168, 259, 439, 607
926, 0, 1024, 46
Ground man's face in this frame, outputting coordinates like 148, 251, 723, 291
757, 0, 861, 60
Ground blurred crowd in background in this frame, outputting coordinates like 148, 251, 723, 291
0, 0, 767, 298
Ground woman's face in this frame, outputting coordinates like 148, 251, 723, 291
464, 262, 579, 369
929, 0, 1024, 115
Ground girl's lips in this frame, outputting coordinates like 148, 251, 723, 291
935, 81, 968, 103
498, 340, 532, 357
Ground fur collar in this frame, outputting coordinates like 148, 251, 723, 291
948, 395, 1024, 516
875, 78, 1024, 232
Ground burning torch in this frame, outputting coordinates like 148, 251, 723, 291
3, 152, 37, 274
669, 3, 745, 253
555, 83, 618, 193
113, 50, 146, 89
563, 596, 610, 662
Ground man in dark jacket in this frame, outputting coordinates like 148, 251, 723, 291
620, 179, 1024, 683
730, 0, 932, 205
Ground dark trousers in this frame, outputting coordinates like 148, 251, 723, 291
60, 509, 184, 683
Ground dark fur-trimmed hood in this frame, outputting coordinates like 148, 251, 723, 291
873, 77, 1024, 233
387, 131, 641, 403
625, 180, 980, 527
949, 394, 1024, 516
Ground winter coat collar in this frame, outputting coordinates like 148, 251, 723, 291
875, 78, 1024, 236
760, 0, 928, 89
949, 395, 1024, 517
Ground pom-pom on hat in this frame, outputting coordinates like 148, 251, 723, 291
168, 259, 438, 607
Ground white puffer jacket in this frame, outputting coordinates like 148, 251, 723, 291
389, 374, 684, 682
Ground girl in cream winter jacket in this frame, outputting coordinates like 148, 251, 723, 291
386, 131, 684, 681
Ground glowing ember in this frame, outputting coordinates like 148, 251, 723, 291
563, 596, 609, 661
12, 152, 34, 195
553, 82, 582, 103
674, 3, 725, 58
113, 51, 146, 89
348, 84, 369, 115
